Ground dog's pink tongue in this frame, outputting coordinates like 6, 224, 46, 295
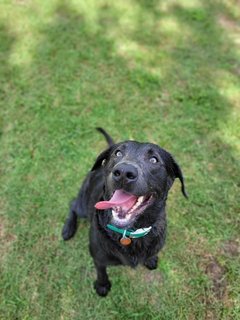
95, 190, 137, 210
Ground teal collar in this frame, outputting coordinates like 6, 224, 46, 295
107, 224, 152, 239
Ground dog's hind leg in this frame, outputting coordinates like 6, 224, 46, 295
144, 255, 158, 270
62, 201, 79, 240
62, 172, 92, 240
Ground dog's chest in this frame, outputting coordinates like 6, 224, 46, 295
116, 238, 159, 267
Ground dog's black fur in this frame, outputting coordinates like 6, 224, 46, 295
62, 128, 187, 296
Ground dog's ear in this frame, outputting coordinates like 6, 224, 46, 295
159, 149, 188, 198
91, 146, 114, 171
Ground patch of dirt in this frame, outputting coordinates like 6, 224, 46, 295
198, 254, 230, 320
204, 310, 218, 320
218, 14, 240, 51
221, 239, 240, 257
180, 234, 237, 318
142, 269, 164, 284
204, 256, 227, 300
218, 14, 240, 31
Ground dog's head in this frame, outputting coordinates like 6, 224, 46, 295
92, 141, 187, 228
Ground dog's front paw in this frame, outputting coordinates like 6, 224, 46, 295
144, 256, 158, 270
94, 280, 111, 297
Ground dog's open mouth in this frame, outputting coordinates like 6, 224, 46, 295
95, 190, 153, 227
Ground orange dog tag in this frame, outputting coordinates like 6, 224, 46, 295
120, 237, 132, 246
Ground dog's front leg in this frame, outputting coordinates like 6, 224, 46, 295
94, 263, 111, 297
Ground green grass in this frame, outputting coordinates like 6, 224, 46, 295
0, 0, 239, 319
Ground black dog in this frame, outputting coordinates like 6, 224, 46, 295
62, 128, 187, 296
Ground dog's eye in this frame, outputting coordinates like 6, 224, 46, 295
149, 156, 158, 164
115, 150, 122, 157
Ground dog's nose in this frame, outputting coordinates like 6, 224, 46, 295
112, 163, 138, 184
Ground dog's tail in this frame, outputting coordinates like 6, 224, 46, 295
96, 127, 115, 147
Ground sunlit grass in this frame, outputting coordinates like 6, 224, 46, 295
0, 0, 239, 319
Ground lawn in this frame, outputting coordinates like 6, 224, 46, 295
0, 0, 239, 319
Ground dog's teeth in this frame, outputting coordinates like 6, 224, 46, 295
127, 197, 143, 215
129, 203, 139, 214
138, 196, 144, 204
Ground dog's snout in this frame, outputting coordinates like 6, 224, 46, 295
112, 163, 138, 184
